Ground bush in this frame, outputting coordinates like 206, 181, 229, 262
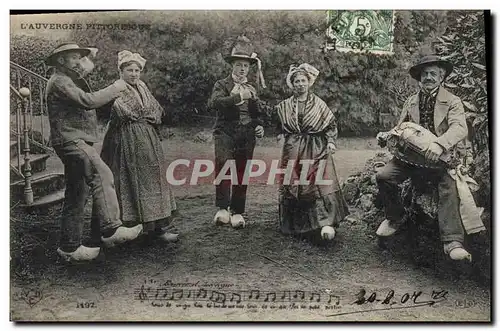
9, 11, 486, 138
435, 11, 488, 156
10, 35, 62, 116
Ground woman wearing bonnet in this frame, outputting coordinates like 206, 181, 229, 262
275, 63, 349, 243
100, 50, 179, 244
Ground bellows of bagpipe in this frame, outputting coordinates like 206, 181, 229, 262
385, 122, 459, 169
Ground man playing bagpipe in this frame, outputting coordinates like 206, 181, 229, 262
375, 55, 485, 262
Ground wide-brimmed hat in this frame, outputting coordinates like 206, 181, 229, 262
45, 43, 92, 66
224, 35, 259, 65
409, 54, 453, 81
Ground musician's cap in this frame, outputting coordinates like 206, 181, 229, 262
409, 54, 453, 81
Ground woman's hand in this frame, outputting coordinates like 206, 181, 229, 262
327, 142, 336, 154
277, 133, 284, 144
255, 125, 264, 138
143, 114, 161, 124
127, 113, 140, 121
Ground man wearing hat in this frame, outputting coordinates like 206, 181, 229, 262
209, 35, 266, 229
375, 55, 471, 261
45, 43, 143, 263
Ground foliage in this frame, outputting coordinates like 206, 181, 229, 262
10, 35, 62, 115
432, 10, 490, 213
434, 11, 488, 155
9, 11, 486, 138
10, 35, 60, 76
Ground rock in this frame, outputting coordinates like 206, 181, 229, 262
164, 129, 175, 138
342, 179, 360, 204
194, 131, 213, 143
414, 190, 438, 219
344, 214, 359, 225
353, 149, 490, 284
358, 193, 373, 211
359, 181, 378, 195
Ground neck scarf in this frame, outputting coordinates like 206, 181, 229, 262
419, 84, 440, 97
418, 86, 439, 134
231, 73, 257, 106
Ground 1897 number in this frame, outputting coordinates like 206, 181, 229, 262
77, 301, 96, 308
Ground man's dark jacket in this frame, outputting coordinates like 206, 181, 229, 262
208, 76, 263, 132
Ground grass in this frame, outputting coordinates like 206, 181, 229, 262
162, 125, 380, 150
10, 115, 379, 151
9, 133, 491, 321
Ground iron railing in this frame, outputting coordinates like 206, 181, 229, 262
10, 84, 33, 204
10, 61, 52, 205
10, 61, 52, 154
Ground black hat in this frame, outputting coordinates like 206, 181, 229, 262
224, 35, 258, 64
409, 54, 453, 81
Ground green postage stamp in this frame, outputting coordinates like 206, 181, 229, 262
326, 10, 396, 54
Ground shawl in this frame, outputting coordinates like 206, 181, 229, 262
276, 93, 334, 133
112, 80, 164, 124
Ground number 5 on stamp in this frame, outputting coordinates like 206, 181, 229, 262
325, 10, 396, 54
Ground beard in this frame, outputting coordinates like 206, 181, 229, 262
419, 80, 440, 92
77, 57, 95, 77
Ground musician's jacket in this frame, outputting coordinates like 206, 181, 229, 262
397, 86, 468, 154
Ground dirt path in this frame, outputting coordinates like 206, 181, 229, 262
10, 140, 491, 321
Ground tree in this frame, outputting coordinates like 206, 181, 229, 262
11, 10, 468, 136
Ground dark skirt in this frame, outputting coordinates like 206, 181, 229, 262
279, 189, 349, 235
278, 133, 349, 236
101, 120, 177, 234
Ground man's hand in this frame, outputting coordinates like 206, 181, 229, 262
240, 89, 254, 101
255, 125, 264, 138
327, 142, 336, 154
277, 133, 284, 144
113, 79, 127, 91
425, 142, 444, 163
376, 131, 389, 147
